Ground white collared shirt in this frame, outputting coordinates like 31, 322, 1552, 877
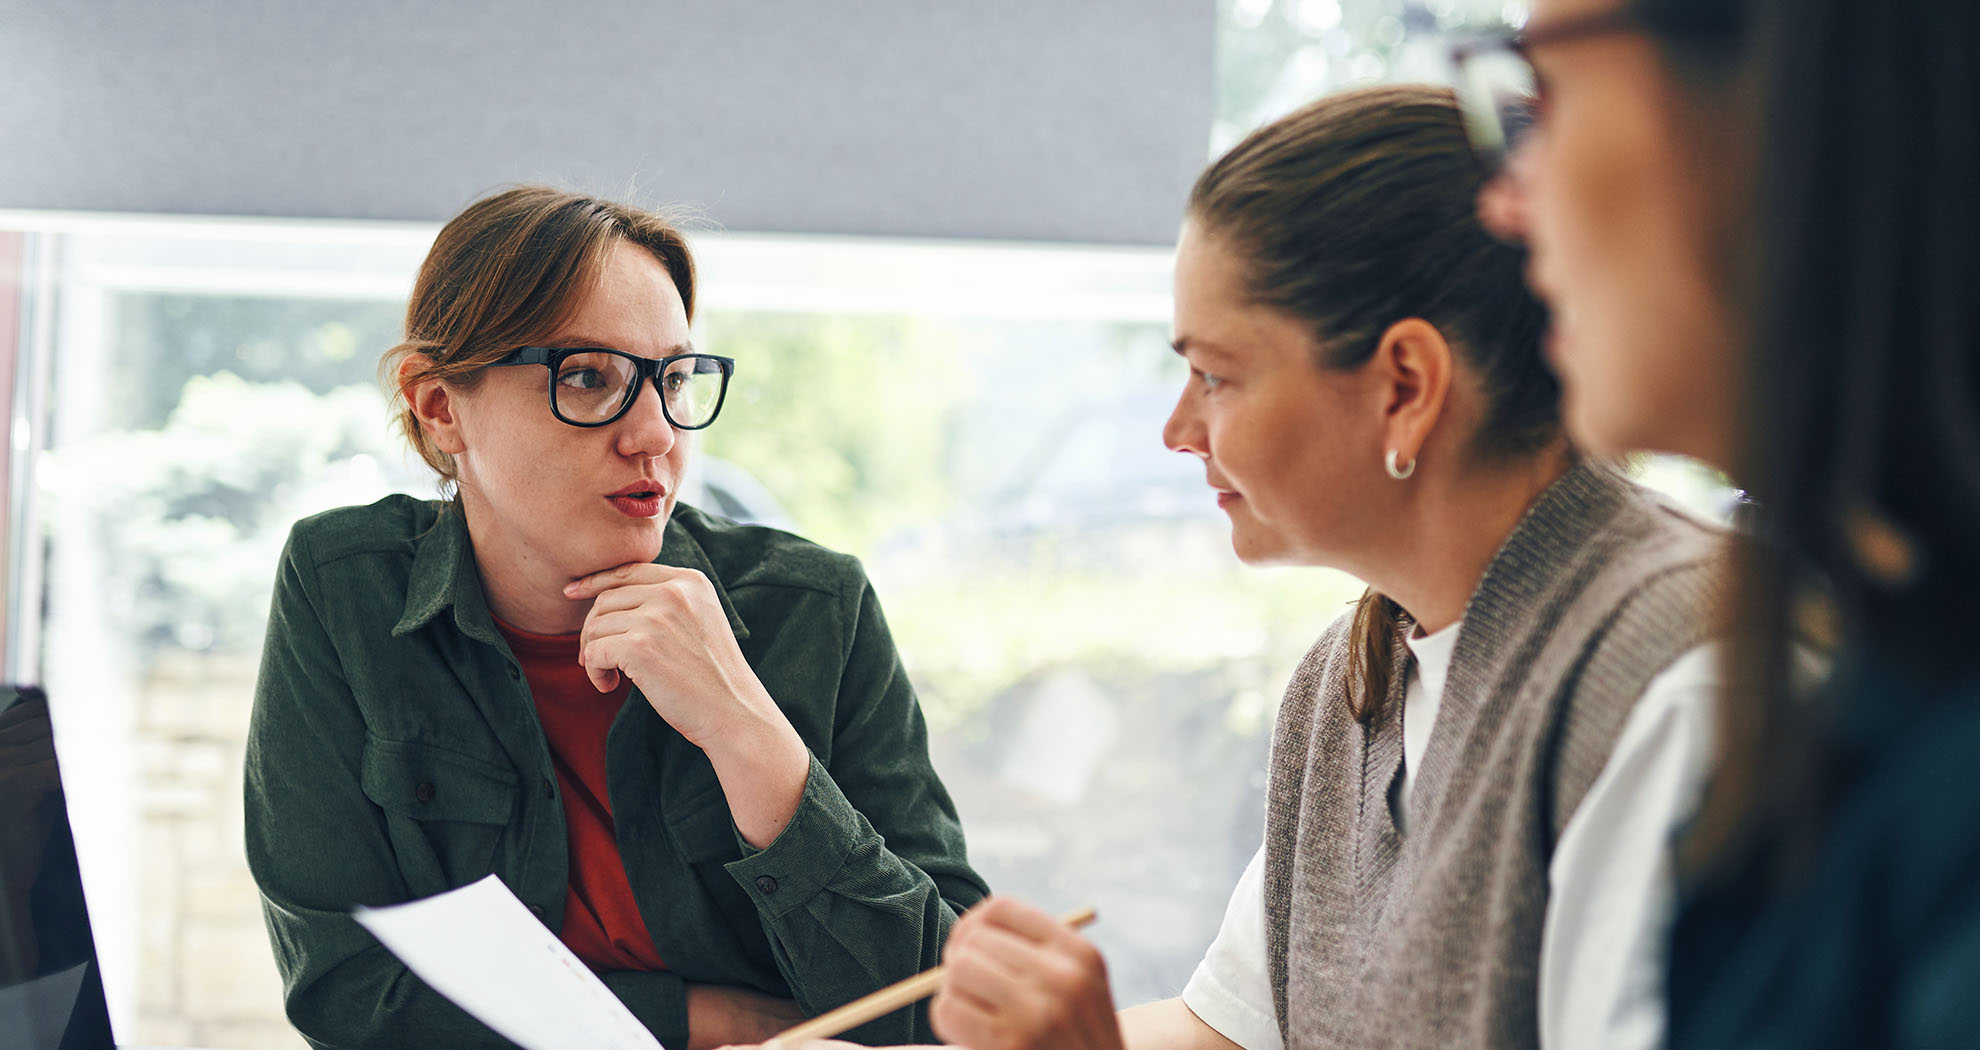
1179, 624, 1719, 1050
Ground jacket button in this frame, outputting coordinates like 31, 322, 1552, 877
528, 904, 544, 919
755, 875, 779, 896
414, 782, 436, 802
507, 664, 521, 680
541, 778, 555, 800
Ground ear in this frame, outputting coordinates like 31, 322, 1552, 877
1475, 142, 1538, 244
399, 355, 469, 456
1370, 317, 1454, 471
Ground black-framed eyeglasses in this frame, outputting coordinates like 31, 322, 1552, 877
1449, 5, 1745, 171
489, 347, 736, 430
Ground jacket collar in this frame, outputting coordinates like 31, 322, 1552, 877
393, 503, 750, 644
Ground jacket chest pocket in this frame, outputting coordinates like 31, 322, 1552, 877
665, 795, 758, 913
658, 793, 784, 980
666, 790, 744, 866
361, 735, 519, 899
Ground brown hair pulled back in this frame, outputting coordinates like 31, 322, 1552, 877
381, 185, 697, 489
1187, 84, 1558, 722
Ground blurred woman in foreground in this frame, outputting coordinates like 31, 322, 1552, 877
1474, 0, 1980, 1043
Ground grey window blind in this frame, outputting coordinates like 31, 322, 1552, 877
0, 0, 1214, 244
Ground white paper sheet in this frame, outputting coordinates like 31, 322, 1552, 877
354, 874, 664, 1050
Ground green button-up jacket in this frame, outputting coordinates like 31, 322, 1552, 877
244, 496, 988, 1049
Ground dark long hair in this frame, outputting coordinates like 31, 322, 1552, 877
1187, 84, 1557, 722
1669, 0, 1980, 871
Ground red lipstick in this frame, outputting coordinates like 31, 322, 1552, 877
606, 480, 666, 519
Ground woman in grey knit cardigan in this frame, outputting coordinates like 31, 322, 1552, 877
922, 85, 1725, 1050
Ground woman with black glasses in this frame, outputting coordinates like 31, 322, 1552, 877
243, 186, 987, 1050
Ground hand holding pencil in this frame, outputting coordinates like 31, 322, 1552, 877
928, 897, 1122, 1050
746, 898, 1114, 1050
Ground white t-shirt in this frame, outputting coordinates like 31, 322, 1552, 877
1180, 623, 1719, 1050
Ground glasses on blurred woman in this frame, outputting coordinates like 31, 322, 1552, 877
491, 347, 736, 430
1449, 5, 1745, 171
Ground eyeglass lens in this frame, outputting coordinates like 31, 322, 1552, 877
1455, 45, 1539, 165
551, 352, 726, 427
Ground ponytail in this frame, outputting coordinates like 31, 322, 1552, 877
1346, 589, 1402, 722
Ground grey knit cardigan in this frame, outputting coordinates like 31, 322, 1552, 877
1264, 462, 1723, 1050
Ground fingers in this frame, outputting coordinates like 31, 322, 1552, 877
574, 631, 625, 694
940, 925, 1100, 1031
943, 924, 1034, 1002
561, 563, 779, 755
570, 568, 725, 696
580, 584, 655, 619
564, 561, 706, 601
563, 561, 648, 600
950, 897, 1090, 959
575, 582, 700, 651
577, 605, 637, 652
575, 609, 656, 693
929, 987, 1005, 1047
934, 896, 1116, 1050
973, 897, 1080, 943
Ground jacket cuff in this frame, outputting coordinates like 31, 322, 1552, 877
724, 752, 867, 920
597, 968, 689, 1050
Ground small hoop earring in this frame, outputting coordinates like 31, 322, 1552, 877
1385, 449, 1416, 480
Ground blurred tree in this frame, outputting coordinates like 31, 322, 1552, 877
110, 294, 402, 429
45, 372, 411, 658
696, 312, 975, 554
1215, 0, 1527, 149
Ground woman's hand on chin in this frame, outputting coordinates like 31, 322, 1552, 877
931, 897, 1125, 1050
562, 562, 771, 744
565, 562, 810, 847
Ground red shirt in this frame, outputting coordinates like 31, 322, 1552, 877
493, 617, 667, 973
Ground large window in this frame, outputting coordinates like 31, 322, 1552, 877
10, 212, 1359, 1048
5, 4, 1736, 1048
1215, 0, 1534, 147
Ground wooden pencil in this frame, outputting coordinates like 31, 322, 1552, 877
761, 906, 1099, 1048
